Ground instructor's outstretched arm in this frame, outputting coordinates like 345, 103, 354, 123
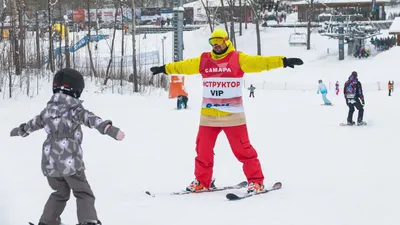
150, 57, 201, 75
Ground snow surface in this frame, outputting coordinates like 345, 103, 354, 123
1, 24, 400, 225
389, 17, 400, 33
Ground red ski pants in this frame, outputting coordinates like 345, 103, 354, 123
194, 124, 264, 188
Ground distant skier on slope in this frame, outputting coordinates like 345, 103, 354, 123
248, 84, 256, 97
10, 68, 125, 225
335, 81, 340, 95
150, 28, 303, 194
177, 94, 189, 109
343, 71, 366, 125
317, 79, 332, 105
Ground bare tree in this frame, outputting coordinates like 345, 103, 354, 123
18, 0, 25, 70
200, 0, 214, 32
11, 0, 21, 75
86, 0, 97, 78
48, 0, 55, 72
247, 0, 261, 55
65, 14, 70, 67
220, 0, 229, 32
132, 0, 138, 92
119, 1, 125, 88
239, 0, 242, 36
35, 9, 41, 68
306, 0, 315, 50
226, 0, 236, 48
103, 2, 119, 85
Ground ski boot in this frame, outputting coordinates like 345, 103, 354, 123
186, 178, 216, 192
347, 121, 355, 126
247, 182, 265, 194
36, 217, 62, 225
357, 121, 367, 126
77, 220, 102, 225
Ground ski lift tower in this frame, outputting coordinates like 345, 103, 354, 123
173, 0, 184, 62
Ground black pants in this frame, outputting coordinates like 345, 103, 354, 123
249, 92, 255, 97
346, 98, 364, 123
182, 99, 188, 109
389, 89, 392, 96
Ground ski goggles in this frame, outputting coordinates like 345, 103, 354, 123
209, 37, 226, 46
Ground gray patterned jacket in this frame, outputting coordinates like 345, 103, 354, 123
11, 93, 121, 177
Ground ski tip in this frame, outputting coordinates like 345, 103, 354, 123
239, 181, 248, 186
273, 182, 282, 189
226, 193, 241, 201
145, 191, 155, 197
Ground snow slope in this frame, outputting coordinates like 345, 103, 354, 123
1, 26, 400, 225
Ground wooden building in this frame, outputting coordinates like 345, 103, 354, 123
389, 17, 400, 46
292, 0, 390, 22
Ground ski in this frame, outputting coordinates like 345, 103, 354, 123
339, 122, 367, 126
226, 181, 282, 201
29, 223, 68, 225
321, 104, 334, 106
145, 181, 248, 197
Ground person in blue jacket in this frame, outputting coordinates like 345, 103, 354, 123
317, 80, 332, 105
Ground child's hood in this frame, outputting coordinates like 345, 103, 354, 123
46, 93, 83, 117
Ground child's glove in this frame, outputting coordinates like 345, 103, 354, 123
104, 124, 125, 141
10, 123, 29, 137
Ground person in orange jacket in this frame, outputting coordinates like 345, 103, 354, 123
150, 28, 303, 194
388, 81, 393, 96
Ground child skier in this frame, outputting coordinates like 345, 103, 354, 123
388, 81, 393, 96
335, 81, 340, 95
10, 68, 125, 225
317, 80, 332, 105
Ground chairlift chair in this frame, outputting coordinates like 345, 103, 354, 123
289, 32, 307, 46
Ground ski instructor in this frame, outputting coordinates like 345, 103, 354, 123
150, 28, 303, 194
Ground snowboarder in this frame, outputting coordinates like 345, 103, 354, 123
248, 84, 256, 97
317, 80, 332, 105
335, 81, 340, 95
150, 28, 303, 193
10, 68, 125, 225
388, 81, 393, 96
343, 71, 365, 125
177, 94, 188, 109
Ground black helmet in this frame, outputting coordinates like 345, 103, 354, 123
53, 68, 85, 98
351, 71, 358, 78
318, 79, 322, 83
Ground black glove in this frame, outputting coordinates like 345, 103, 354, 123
150, 65, 166, 75
283, 57, 304, 68
10, 123, 29, 137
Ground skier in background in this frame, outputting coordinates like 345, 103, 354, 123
177, 94, 189, 109
248, 84, 256, 97
335, 81, 340, 95
10, 68, 125, 225
150, 28, 303, 194
317, 80, 332, 105
392, 80, 394, 92
388, 81, 393, 96
344, 71, 365, 125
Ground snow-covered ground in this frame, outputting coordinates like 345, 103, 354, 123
1, 24, 400, 225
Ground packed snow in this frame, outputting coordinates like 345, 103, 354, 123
1, 21, 400, 225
